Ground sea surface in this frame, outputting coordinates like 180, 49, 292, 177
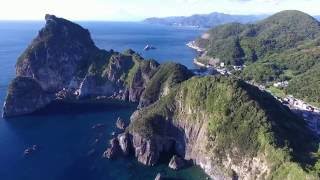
0, 21, 208, 180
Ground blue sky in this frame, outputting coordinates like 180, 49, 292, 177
0, 0, 319, 20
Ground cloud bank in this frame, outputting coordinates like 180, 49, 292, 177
0, 0, 318, 20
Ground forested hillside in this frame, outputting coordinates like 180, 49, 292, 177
196, 10, 320, 105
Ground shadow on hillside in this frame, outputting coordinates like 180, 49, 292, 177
241, 80, 319, 168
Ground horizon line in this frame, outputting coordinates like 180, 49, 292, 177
0, 10, 319, 21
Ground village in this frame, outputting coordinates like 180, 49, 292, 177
188, 42, 320, 137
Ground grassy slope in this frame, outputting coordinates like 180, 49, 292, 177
140, 62, 193, 104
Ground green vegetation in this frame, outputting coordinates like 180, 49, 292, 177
198, 10, 320, 105
286, 65, 320, 107
266, 86, 286, 98
241, 63, 281, 83
130, 76, 319, 178
87, 49, 157, 88
87, 50, 111, 76
124, 55, 141, 86
140, 62, 193, 105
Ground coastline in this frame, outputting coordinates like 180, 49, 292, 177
186, 41, 211, 68
193, 58, 210, 68
186, 41, 205, 52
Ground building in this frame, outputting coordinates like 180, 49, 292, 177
273, 81, 289, 88
233, 65, 243, 71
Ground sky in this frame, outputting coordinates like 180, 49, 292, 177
0, 0, 319, 21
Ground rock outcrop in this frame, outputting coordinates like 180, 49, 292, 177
154, 173, 162, 180
16, 14, 99, 92
3, 77, 52, 117
2, 15, 193, 118
117, 132, 132, 156
116, 117, 127, 130
128, 76, 318, 179
168, 155, 186, 170
103, 138, 122, 159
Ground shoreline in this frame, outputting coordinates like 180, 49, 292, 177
193, 58, 211, 68
186, 41, 211, 68
186, 41, 205, 52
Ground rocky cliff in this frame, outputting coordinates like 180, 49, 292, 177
3, 77, 52, 117
2, 15, 193, 118
128, 76, 318, 179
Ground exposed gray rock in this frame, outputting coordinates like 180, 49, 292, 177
23, 144, 39, 157
168, 155, 186, 170
116, 117, 127, 130
117, 132, 131, 156
16, 14, 99, 92
3, 77, 52, 118
103, 138, 122, 159
78, 75, 115, 98
131, 133, 178, 166
154, 173, 162, 180
129, 109, 225, 179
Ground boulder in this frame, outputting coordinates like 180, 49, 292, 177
23, 144, 39, 157
168, 155, 186, 170
102, 138, 122, 159
154, 173, 162, 180
118, 132, 131, 155
131, 133, 160, 166
116, 117, 127, 130
23, 148, 32, 156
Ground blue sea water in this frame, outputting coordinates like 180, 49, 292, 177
0, 21, 207, 180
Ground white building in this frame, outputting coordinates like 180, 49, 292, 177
273, 81, 288, 88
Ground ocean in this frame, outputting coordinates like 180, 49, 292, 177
0, 21, 209, 180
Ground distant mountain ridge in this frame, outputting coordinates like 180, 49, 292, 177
144, 12, 320, 28
144, 12, 267, 28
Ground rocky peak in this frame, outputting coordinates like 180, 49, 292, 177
16, 14, 99, 92
40, 14, 95, 48
44, 14, 56, 21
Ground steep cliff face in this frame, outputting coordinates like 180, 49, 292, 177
2, 15, 193, 117
3, 77, 52, 117
16, 14, 100, 92
129, 76, 317, 179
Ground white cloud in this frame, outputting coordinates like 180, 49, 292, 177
0, 0, 318, 20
